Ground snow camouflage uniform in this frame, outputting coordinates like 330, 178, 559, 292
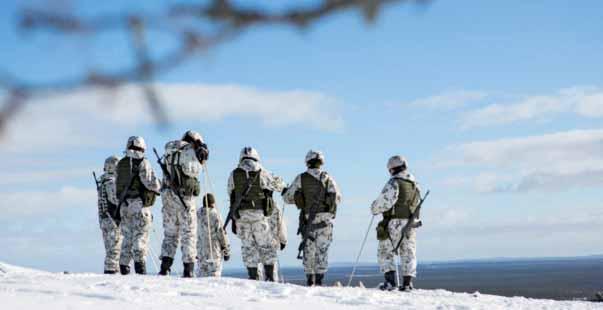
97, 156, 122, 273
117, 136, 161, 274
227, 147, 286, 279
258, 206, 288, 281
371, 156, 421, 289
283, 150, 341, 284
159, 139, 203, 273
196, 200, 230, 277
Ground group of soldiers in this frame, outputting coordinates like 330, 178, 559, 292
95, 130, 423, 290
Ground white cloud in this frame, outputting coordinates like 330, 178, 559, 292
0, 83, 344, 153
407, 90, 488, 109
461, 86, 603, 128
446, 129, 603, 192
0, 186, 95, 217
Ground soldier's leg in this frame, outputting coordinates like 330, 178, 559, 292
237, 220, 260, 279
179, 198, 197, 264
399, 228, 417, 278
131, 199, 152, 274
313, 224, 333, 275
377, 239, 397, 289
101, 218, 121, 273
303, 236, 318, 277
253, 220, 277, 266
119, 204, 134, 270
160, 195, 180, 260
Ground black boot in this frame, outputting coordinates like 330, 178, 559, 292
315, 273, 325, 286
104, 270, 117, 274
183, 262, 195, 278
400, 276, 413, 291
158, 257, 173, 276
264, 265, 275, 282
119, 265, 130, 275
306, 274, 315, 286
134, 261, 146, 275
379, 271, 397, 291
247, 267, 259, 280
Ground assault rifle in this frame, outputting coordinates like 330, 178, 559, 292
223, 169, 262, 230
297, 173, 330, 260
92, 172, 101, 191
153, 148, 190, 210
393, 190, 430, 253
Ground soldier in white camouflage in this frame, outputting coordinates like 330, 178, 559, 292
196, 193, 231, 277
158, 130, 209, 278
258, 205, 288, 281
371, 155, 422, 291
96, 155, 122, 274
226, 147, 286, 281
116, 136, 161, 275
283, 150, 341, 286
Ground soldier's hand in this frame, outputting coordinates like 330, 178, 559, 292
280, 243, 286, 251
223, 255, 230, 262
281, 187, 289, 197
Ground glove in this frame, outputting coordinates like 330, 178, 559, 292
281, 187, 289, 197
280, 243, 286, 251
223, 255, 230, 262
195, 143, 209, 163
231, 219, 237, 235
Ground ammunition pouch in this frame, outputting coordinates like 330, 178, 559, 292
376, 218, 391, 241
262, 190, 274, 217
141, 187, 158, 207
294, 190, 305, 210
178, 176, 200, 197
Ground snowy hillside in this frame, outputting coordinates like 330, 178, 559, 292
0, 262, 600, 310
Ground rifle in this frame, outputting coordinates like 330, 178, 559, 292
92, 172, 101, 191
223, 169, 262, 230
392, 190, 430, 253
153, 147, 190, 210
297, 172, 330, 260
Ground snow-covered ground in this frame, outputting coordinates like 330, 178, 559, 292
1, 262, 600, 310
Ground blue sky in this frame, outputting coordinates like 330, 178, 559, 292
1, 0, 602, 273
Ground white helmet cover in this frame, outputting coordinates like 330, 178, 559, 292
126, 136, 147, 151
240, 146, 260, 162
182, 130, 204, 144
305, 150, 325, 165
387, 155, 408, 171
104, 155, 120, 173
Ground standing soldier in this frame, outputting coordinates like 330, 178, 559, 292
197, 193, 231, 277
96, 155, 122, 274
158, 130, 209, 278
266, 204, 287, 282
226, 147, 286, 281
116, 136, 161, 275
371, 155, 422, 291
283, 150, 341, 286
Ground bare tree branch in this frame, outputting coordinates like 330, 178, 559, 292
0, 0, 430, 135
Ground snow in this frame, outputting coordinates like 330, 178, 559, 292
0, 262, 600, 310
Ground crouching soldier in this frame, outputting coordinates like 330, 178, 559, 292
96, 155, 122, 274
226, 147, 286, 281
158, 130, 209, 278
371, 155, 422, 291
197, 193, 231, 277
283, 150, 341, 286
116, 136, 161, 275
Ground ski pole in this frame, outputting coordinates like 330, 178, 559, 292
346, 214, 375, 287
147, 228, 160, 274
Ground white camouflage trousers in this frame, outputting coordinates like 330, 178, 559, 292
377, 218, 417, 277
99, 217, 122, 271
160, 190, 197, 263
303, 220, 333, 275
119, 198, 152, 265
237, 210, 277, 268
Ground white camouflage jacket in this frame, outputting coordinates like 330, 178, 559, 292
283, 168, 342, 223
371, 170, 420, 215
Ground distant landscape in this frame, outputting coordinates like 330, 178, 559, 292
224, 256, 603, 301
